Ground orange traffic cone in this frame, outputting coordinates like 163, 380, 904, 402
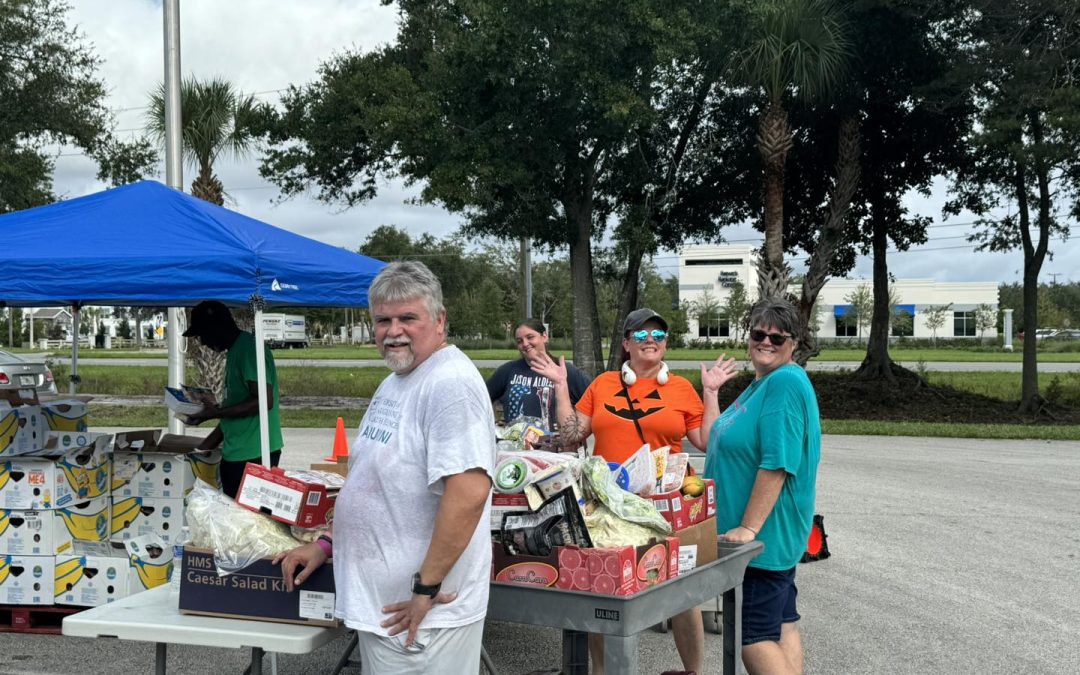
325, 416, 350, 463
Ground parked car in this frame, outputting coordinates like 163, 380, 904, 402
1047, 329, 1080, 341
0, 350, 58, 396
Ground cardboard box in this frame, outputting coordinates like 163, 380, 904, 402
0, 496, 110, 555
649, 479, 716, 531
492, 537, 680, 597
236, 464, 335, 528
179, 547, 338, 627
55, 542, 132, 606
41, 400, 89, 432
124, 534, 174, 595
674, 516, 718, 573
110, 496, 184, 545
111, 430, 222, 495
0, 554, 54, 605
0, 402, 48, 457
308, 462, 348, 477
0, 435, 111, 509
490, 493, 530, 531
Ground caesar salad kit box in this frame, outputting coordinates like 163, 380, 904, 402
109, 496, 184, 545
0, 434, 111, 509
0, 554, 55, 605
179, 547, 338, 627
0, 496, 109, 555
41, 400, 89, 432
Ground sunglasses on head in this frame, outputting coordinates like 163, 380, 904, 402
630, 329, 667, 343
749, 329, 792, 346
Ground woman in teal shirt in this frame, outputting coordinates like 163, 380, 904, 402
700, 297, 821, 675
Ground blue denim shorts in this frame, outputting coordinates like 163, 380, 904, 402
742, 565, 801, 646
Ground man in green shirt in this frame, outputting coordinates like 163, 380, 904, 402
184, 300, 284, 497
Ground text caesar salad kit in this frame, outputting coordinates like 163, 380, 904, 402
178, 547, 338, 627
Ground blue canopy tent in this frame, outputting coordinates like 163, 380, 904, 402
0, 180, 386, 464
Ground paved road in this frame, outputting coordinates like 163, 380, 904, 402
2, 432, 1076, 674
53, 356, 1080, 372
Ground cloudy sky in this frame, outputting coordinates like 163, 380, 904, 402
50, 0, 1078, 286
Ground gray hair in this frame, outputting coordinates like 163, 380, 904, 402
368, 260, 446, 321
747, 297, 800, 340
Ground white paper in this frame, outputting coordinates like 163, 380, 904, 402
299, 590, 336, 621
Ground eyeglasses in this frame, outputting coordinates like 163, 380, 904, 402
749, 329, 792, 346
630, 329, 667, 343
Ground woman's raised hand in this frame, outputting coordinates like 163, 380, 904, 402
529, 352, 568, 386
700, 354, 739, 393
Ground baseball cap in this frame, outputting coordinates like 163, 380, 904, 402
183, 300, 232, 337
622, 308, 668, 334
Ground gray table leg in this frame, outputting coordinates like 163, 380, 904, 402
250, 647, 263, 675
156, 642, 167, 675
723, 584, 743, 675
602, 634, 638, 675
562, 630, 589, 675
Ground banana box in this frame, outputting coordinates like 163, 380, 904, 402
41, 400, 89, 432
110, 496, 185, 545
0, 496, 109, 555
55, 541, 131, 607
112, 430, 222, 497
0, 434, 111, 509
0, 401, 48, 457
124, 534, 174, 594
0, 554, 54, 605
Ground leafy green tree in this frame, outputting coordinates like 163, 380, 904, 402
923, 304, 952, 344
844, 284, 873, 339
974, 303, 997, 342
947, 0, 1080, 412
258, 0, 723, 375
738, 0, 850, 299
723, 282, 751, 341
0, 0, 153, 211
688, 290, 724, 340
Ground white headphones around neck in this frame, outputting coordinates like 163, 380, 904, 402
621, 361, 669, 386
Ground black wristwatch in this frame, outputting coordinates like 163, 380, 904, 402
412, 572, 441, 598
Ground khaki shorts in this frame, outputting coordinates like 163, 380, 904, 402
356, 619, 484, 675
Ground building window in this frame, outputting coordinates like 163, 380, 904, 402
893, 305, 915, 337
835, 315, 858, 337
685, 258, 743, 266
697, 316, 730, 338
954, 311, 977, 337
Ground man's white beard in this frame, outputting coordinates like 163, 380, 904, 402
381, 340, 415, 373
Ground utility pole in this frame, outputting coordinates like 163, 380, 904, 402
1049, 272, 1061, 285
163, 0, 185, 434
521, 238, 533, 318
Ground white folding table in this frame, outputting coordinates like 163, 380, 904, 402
62, 586, 346, 675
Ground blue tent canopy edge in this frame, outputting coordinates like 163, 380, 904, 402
0, 181, 385, 308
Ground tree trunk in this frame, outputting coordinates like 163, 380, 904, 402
794, 119, 861, 365
757, 102, 794, 299
565, 197, 603, 377
605, 227, 648, 371
855, 200, 896, 380
1018, 113, 1051, 414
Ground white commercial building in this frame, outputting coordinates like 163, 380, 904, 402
678, 245, 1000, 341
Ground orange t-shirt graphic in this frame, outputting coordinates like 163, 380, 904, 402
576, 371, 704, 465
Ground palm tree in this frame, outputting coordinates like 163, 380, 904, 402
739, 0, 850, 299
146, 77, 258, 395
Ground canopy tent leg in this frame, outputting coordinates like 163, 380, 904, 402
70, 304, 80, 396
167, 308, 186, 434
252, 301, 272, 467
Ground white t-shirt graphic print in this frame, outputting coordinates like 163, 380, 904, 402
333, 346, 495, 634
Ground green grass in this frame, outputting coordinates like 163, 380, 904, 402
822, 419, 1080, 440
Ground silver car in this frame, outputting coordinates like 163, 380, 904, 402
0, 350, 58, 396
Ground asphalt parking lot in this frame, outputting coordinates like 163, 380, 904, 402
0, 431, 1076, 674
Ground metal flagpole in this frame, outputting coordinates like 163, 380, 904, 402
163, 0, 186, 434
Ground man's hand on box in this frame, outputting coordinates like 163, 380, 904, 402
381, 590, 458, 647
272, 542, 327, 592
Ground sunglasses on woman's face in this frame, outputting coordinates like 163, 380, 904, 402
749, 329, 792, 346
630, 329, 668, 343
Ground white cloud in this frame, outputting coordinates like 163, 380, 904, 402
48, 1, 1079, 284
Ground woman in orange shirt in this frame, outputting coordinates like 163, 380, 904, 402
530, 307, 736, 675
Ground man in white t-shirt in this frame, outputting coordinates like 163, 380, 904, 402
275, 261, 495, 674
